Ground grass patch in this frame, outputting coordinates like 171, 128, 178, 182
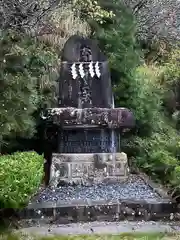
0, 233, 178, 240
39, 233, 166, 240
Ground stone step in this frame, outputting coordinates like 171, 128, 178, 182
19, 199, 177, 223
18, 174, 178, 223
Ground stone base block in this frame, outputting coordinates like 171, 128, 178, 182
49, 152, 129, 186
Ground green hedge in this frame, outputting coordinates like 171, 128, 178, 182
0, 151, 44, 208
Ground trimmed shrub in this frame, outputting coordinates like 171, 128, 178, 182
0, 151, 44, 208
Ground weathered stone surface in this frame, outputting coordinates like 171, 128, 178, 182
49, 152, 128, 186
59, 35, 112, 109
45, 107, 135, 129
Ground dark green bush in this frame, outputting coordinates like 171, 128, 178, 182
0, 30, 58, 150
121, 65, 180, 192
0, 151, 44, 208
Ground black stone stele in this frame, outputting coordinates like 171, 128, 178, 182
59, 35, 111, 108
57, 129, 120, 153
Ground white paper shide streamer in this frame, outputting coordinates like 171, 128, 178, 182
79, 63, 85, 78
71, 63, 78, 79
95, 62, 101, 78
89, 61, 95, 78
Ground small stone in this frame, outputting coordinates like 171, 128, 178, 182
170, 213, 174, 220
37, 210, 41, 215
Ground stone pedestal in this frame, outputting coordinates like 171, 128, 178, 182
49, 152, 128, 186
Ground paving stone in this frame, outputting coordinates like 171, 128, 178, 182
17, 221, 178, 236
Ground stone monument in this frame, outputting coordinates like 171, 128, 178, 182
44, 35, 135, 186
20, 35, 175, 223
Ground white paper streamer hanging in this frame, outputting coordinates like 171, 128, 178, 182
79, 63, 85, 78
71, 63, 78, 79
95, 62, 101, 78
89, 61, 95, 78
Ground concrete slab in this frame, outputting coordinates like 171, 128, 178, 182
17, 221, 179, 236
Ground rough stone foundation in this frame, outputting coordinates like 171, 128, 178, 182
49, 152, 128, 186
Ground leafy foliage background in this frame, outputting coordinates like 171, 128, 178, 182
0, 30, 58, 150
93, 0, 180, 198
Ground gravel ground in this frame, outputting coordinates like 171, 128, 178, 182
33, 175, 162, 204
